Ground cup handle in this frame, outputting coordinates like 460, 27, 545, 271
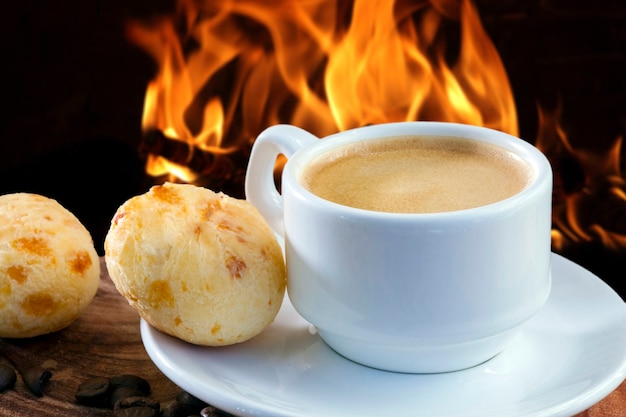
245, 124, 320, 237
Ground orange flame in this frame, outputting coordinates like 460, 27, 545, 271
537, 103, 626, 253
126, 0, 518, 182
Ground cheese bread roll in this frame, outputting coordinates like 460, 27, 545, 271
0, 193, 100, 338
104, 183, 286, 346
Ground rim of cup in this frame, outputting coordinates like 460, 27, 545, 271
283, 121, 552, 221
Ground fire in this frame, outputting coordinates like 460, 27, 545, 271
537, 103, 626, 253
126, 0, 626, 268
126, 0, 517, 185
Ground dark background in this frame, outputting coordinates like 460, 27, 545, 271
1, 1, 170, 253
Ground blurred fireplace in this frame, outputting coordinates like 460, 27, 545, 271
1, 0, 624, 294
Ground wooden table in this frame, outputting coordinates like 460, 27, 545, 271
0, 259, 624, 416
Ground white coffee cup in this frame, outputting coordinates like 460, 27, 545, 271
245, 122, 552, 373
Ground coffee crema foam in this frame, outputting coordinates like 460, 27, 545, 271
300, 135, 533, 214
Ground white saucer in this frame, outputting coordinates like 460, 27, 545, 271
141, 253, 626, 417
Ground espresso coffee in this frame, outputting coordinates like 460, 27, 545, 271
300, 135, 533, 213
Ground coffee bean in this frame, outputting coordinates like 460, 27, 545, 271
75, 376, 110, 407
0, 363, 17, 392
159, 400, 181, 417
109, 387, 147, 408
161, 398, 202, 417
176, 390, 208, 411
110, 374, 151, 396
112, 405, 159, 417
114, 396, 160, 411
21, 366, 52, 397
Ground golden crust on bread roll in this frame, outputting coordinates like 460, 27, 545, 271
0, 193, 100, 338
104, 182, 286, 346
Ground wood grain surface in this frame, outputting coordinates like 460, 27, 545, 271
0, 258, 623, 416
0, 258, 180, 416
